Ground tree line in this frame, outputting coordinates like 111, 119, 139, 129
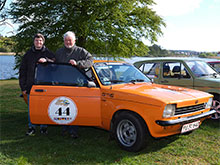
0, 35, 15, 52
0, 35, 217, 58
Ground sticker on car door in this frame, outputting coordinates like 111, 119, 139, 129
48, 96, 78, 124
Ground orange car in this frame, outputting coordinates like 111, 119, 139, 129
27, 61, 215, 152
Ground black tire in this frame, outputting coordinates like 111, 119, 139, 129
113, 112, 147, 152
211, 95, 220, 120
182, 131, 193, 135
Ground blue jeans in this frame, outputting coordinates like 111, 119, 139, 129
62, 125, 78, 134
28, 94, 47, 129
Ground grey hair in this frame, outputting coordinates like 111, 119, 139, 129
63, 31, 76, 40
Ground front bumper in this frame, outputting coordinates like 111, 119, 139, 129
156, 109, 216, 126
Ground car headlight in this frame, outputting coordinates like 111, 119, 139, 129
163, 104, 176, 118
205, 98, 213, 109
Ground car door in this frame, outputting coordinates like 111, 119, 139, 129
29, 63, 101, 126
158, 62, 194, 88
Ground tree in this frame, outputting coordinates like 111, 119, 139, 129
205, 52, 216, 57
199, 52, 216, 58
148, 44, 168, 57
8, 0, 164, 56
0, 0, 6, 11
0, 36, 16, 52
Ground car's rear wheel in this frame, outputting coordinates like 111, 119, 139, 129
113, 112, 148, 152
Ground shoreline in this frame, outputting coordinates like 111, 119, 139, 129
0, 52, 16, 56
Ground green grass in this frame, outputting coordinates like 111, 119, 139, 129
0, 80, 220, 165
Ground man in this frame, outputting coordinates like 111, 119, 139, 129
55, 31, 93, 138
19, 33, 55, 136
55, 31, 93, 68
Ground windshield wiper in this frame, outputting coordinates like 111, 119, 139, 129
198, 74, 209, 77
200, 73, 219, 77
110, 80, 125, 84
129, 79, 145, 84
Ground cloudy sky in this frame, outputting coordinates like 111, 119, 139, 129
1, 0, 220, 52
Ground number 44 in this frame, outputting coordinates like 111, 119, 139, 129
55, 107, 70, 116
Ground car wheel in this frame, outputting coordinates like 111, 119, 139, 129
211, 98, 220, 120
114, 112, 147, 152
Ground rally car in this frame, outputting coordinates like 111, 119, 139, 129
26, 61, 215, 152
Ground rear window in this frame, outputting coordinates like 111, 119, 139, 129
35, 63, 89, 87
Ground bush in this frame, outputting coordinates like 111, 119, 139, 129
0, 47, 10, 52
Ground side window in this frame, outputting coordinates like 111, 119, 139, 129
139, 62, 160, 79
163, 62, 190, 79
35, 63, 89, 86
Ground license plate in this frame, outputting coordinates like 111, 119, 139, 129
181, 120, 200, 133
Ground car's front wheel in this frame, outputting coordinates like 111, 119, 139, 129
211, 98, 220, 120
113, 112, 148, 152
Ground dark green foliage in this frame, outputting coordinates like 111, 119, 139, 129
148, 44, 169, 57
0, 36, 16, 52
7, 0, 165, 59
199, 52, 217, 58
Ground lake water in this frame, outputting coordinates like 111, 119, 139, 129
0, 55, 19, 80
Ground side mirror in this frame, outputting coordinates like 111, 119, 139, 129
87, 81, 97, 88
151, 78, 154, 83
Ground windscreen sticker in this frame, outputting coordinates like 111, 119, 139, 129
48, 97, 77, 125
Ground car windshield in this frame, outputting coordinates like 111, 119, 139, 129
186, 61, 219, 77
209, 62, 220, 73
93, 62, 151, 85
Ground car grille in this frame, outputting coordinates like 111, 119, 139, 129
175, 103, 205, 115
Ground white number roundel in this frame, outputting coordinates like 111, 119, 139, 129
48, 97, 78, 124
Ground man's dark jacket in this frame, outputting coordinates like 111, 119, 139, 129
55, 45, 93, 69
19, 46, 55, 94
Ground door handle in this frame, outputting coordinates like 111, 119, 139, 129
35, 89, 46, 92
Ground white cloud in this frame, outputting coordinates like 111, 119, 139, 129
153, 0, 203, 17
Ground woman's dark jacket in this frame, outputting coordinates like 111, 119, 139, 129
19, 46, 55, 94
